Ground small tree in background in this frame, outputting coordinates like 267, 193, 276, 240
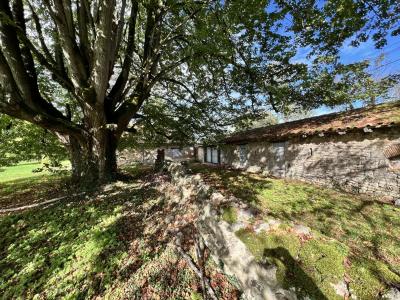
0, 114, 67, 168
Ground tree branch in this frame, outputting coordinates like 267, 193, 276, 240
43, 0, 88, 87
107, 0, 139, 104
28, 2, 55, 64
90, 0, 117, 105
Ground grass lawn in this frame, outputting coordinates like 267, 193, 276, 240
0, 161, 70, 183
0, 164, 239, 299
191, 164, 400, 299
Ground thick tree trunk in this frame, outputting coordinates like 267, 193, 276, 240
68, 130, 119, 185
97, 129, 118, 182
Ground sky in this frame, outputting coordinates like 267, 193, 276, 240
305, 34, 400, 116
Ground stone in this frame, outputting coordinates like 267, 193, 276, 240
382, 287, 400, 300
197, 185, 210, 200
254, 222, 270, 234
267, 218, 281, 230
165, 215, 174, 223
210, 192, 226, 205
199, 217, 293, 300
247, 166, 262, 173
394, 199, 400, 207
168, 162, 187, 178
330, 281, 349, 298
237, 208, 256, 222
230, 221, 246, 232
262, 169, 271, 176
275, 288, 298, 300
102, 184, 114, 192
292, 224, 311, 236
202, 203, 212, 219
228, 195, 239, 203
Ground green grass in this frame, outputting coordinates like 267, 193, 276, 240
192, 164, 400, 299
0, 185, 131, 298
0, 164, 239, 299
0, 161, 70, 183
237, 228, 348, 299
221, 206, 238, 224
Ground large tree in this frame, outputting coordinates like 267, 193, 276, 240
0, 0, 399, 182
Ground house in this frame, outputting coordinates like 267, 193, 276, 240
202, 101, 400, 199
196, 145, 221, 164
119, 144, 196, 165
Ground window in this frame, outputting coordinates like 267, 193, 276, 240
239, 144, 247, 166
211, 148, 219, 163
205, 146, 219, 164
206, 147, 212, 162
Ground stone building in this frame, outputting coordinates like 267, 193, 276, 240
205, 101, 400, 199
119, 144, 196, 165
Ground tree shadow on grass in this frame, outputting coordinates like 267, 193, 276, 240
190, 163, 273, 206
0, 175, 69, 210
263, 247, 328, 300
0, 179, 163, 299
0, 169, 239, 299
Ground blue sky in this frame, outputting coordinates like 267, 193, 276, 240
309, 34, 400, 116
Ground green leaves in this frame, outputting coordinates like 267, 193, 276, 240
0, 114, 67, 167
287, 0, 400, 53
1, 0, 399, 168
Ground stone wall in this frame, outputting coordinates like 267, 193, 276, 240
118, 148, 157, 165
222, 127, 400, 199
118, 146, 195, 165
164, 146, 195, 161
166, 162, 296, 300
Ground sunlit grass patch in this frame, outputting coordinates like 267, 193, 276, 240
0, 161, 70, 183
237, 228, 349, 299
192, 164, 400, 299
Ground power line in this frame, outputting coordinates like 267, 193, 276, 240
368, 57, 400, 72
342, 39, 400, 63
368, 46, 400, 62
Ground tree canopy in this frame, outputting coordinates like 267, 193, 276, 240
0, 0, 399, 182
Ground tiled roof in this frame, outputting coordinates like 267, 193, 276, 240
224, 101, 400, 144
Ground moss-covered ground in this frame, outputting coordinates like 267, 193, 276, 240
191, 164, 400, 299
0, 164, 239, 299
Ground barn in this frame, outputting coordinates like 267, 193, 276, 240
200, 101, 400, 199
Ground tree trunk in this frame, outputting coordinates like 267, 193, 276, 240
68, 130, 119, 185
97, 129, 118, 182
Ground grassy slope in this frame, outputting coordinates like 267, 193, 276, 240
0, 161, 70, 183
193, 164, 400, 299
0, 165, 239, 299
0, 162, 48, 183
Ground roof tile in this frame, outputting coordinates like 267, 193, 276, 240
225, 101, 400, 144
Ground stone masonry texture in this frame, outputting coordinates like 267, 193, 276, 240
222, 127, 400, 199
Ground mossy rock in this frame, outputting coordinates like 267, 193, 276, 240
221, 206, 238, 224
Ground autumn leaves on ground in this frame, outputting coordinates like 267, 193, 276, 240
1, 163, 399, 299
0, 164, 239, 299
